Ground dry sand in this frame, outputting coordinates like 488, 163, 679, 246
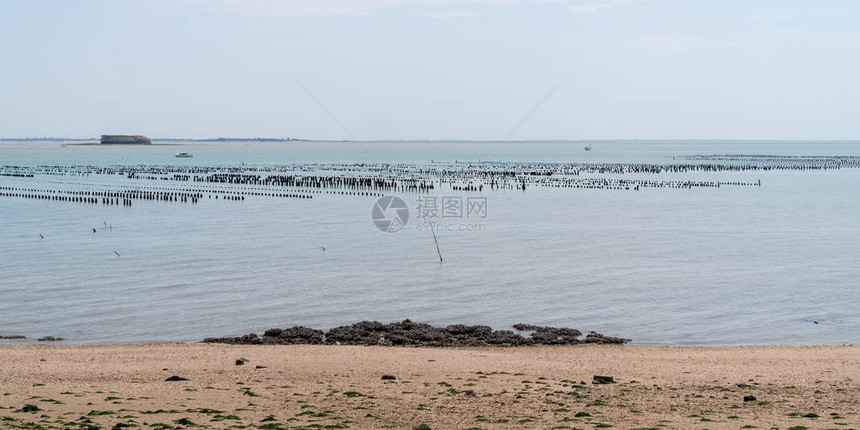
0, 343, 857, 429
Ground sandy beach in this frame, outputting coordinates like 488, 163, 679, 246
0, 344, 857, 429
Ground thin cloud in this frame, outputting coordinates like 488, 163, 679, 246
187, 0, 404, 17
569, 0, 633, 13
626, 35, 749, 53
414, 9, 480, 18
184, 0, 640, 17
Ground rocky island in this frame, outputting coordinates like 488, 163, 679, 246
100, 134, 151, 144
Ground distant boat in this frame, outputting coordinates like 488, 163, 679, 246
175, 152, 193, 158
584, 144, 592, 151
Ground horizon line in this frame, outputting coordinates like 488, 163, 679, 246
3, 137, 860, 143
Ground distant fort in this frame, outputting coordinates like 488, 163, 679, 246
101, 135, 151, 144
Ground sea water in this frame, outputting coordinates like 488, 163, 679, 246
1, 140, 858, 345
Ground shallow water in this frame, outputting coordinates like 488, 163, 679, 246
1, 140, 858, 345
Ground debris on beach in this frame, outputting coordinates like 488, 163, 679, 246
37, 336, 63, 342
202, 319, 630, 347
593, 375, 615, 384
165, 375, 189, 381
15, 404, 42, 413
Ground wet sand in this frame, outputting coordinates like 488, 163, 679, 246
0, 344, 857, 429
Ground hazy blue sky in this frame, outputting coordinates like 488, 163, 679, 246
2, 0, 859, 140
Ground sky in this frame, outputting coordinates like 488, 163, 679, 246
1, 0, 859, 140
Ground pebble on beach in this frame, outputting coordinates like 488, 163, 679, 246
593, 375, 615, 384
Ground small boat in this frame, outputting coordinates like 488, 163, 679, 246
175, 152, 193, 158
584, 144, 592, 151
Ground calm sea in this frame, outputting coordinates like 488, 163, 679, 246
1, 140, 858, 345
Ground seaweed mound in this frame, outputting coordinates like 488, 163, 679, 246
202, 320, 630, 347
